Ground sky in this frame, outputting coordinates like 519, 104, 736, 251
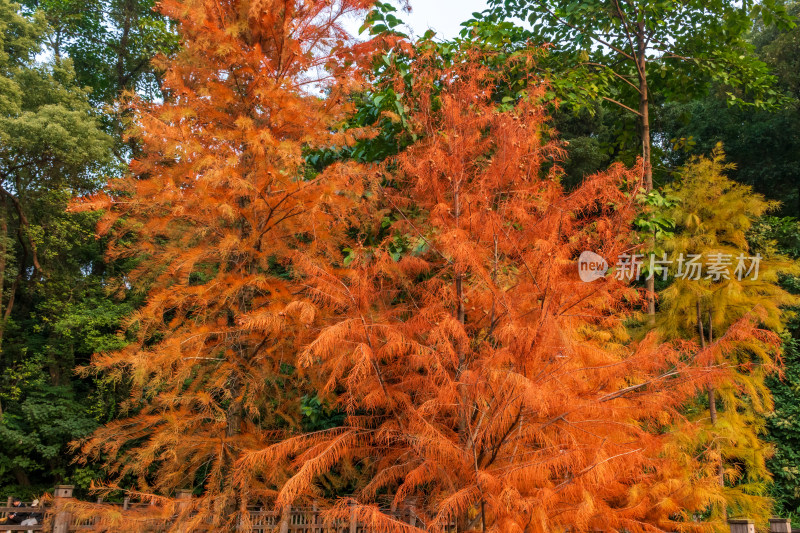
400, 0, 492, 40
344, 0, 493, 41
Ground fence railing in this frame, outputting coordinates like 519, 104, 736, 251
2, 486, 798, 533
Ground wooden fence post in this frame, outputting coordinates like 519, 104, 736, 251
349, 502, 358, 533
407, 498, 417, 528
52, 485, 75, 533
176, 489, 193, 533
279, 505, 291, 533
729, 519, 756, 533
769, 518, 792, 533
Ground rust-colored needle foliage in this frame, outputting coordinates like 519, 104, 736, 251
70, 0, 377, 529
237, 53, 741, 533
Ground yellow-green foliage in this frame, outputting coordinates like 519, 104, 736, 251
659, 145, 799, 528
661, 146, 795, 337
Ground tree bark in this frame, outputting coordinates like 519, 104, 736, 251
698, 300, 724, 492
0, 185, 41, 274
453, 181, 471, 533
635, 22, 656, 322
116, 0, 135, 93
12, 466, 31, 487
697, 300, 706, 349
706, 308, 717, 424
636, 22, 652, 192
453, 183, 467, 436
0, 197, 6, 351
708, 308, 724, 489
4, 224, 28, 323
223, 370, 243, 524
117, 0, 145, 159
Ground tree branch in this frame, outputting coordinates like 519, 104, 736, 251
611, 0, 639, 60
537, 3, 636, 62
601, 96, 643, 116
0, 184, 41, 274
582, 62, 643, 94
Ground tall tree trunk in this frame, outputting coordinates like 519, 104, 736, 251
636, 23, 656, 322
12, 466, 31, 487
117, 0, 143, 159
452, 183, 467, 436
224, 368, 243, 524
451, 181, 472, 532
636, 22, 653, 192
0, 197, 7, 352
48, 356, 62, 386
708, 308, 724, 489
696, 300, 706, 350
116, 0, 134, 93
52, 29, 62, 60
3, 223, 27, 325
698, 301, 725, 494
705, 308, 717, 425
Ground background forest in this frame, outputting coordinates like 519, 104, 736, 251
1, 0, 800, 528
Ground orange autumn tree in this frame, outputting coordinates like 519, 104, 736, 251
70, 0, 379, 529
237, 51, 748, 532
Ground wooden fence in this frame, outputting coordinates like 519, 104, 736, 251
1, 487, 797, 533
0, 486, 426, 533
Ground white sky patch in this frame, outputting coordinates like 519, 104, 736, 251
344, 0, 492, 41
401, 0, 491, 40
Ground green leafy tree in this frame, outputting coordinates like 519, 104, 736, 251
661, 2, 800, 216
20, 0, 178, 104
766, 331, 800, 517
481, 0, 794, 190
751, 216, 800, 518
19, 0, 179, 163
0, 0, 128, 494
0, 6, 112, 343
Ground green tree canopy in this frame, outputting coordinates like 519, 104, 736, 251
475, 0, 794, 189
0, 0, 128, 496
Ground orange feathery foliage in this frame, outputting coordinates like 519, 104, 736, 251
71, 0, 380, 529
236, 51, 743, 533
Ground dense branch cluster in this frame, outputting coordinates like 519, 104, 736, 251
59, 1, 791, 532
